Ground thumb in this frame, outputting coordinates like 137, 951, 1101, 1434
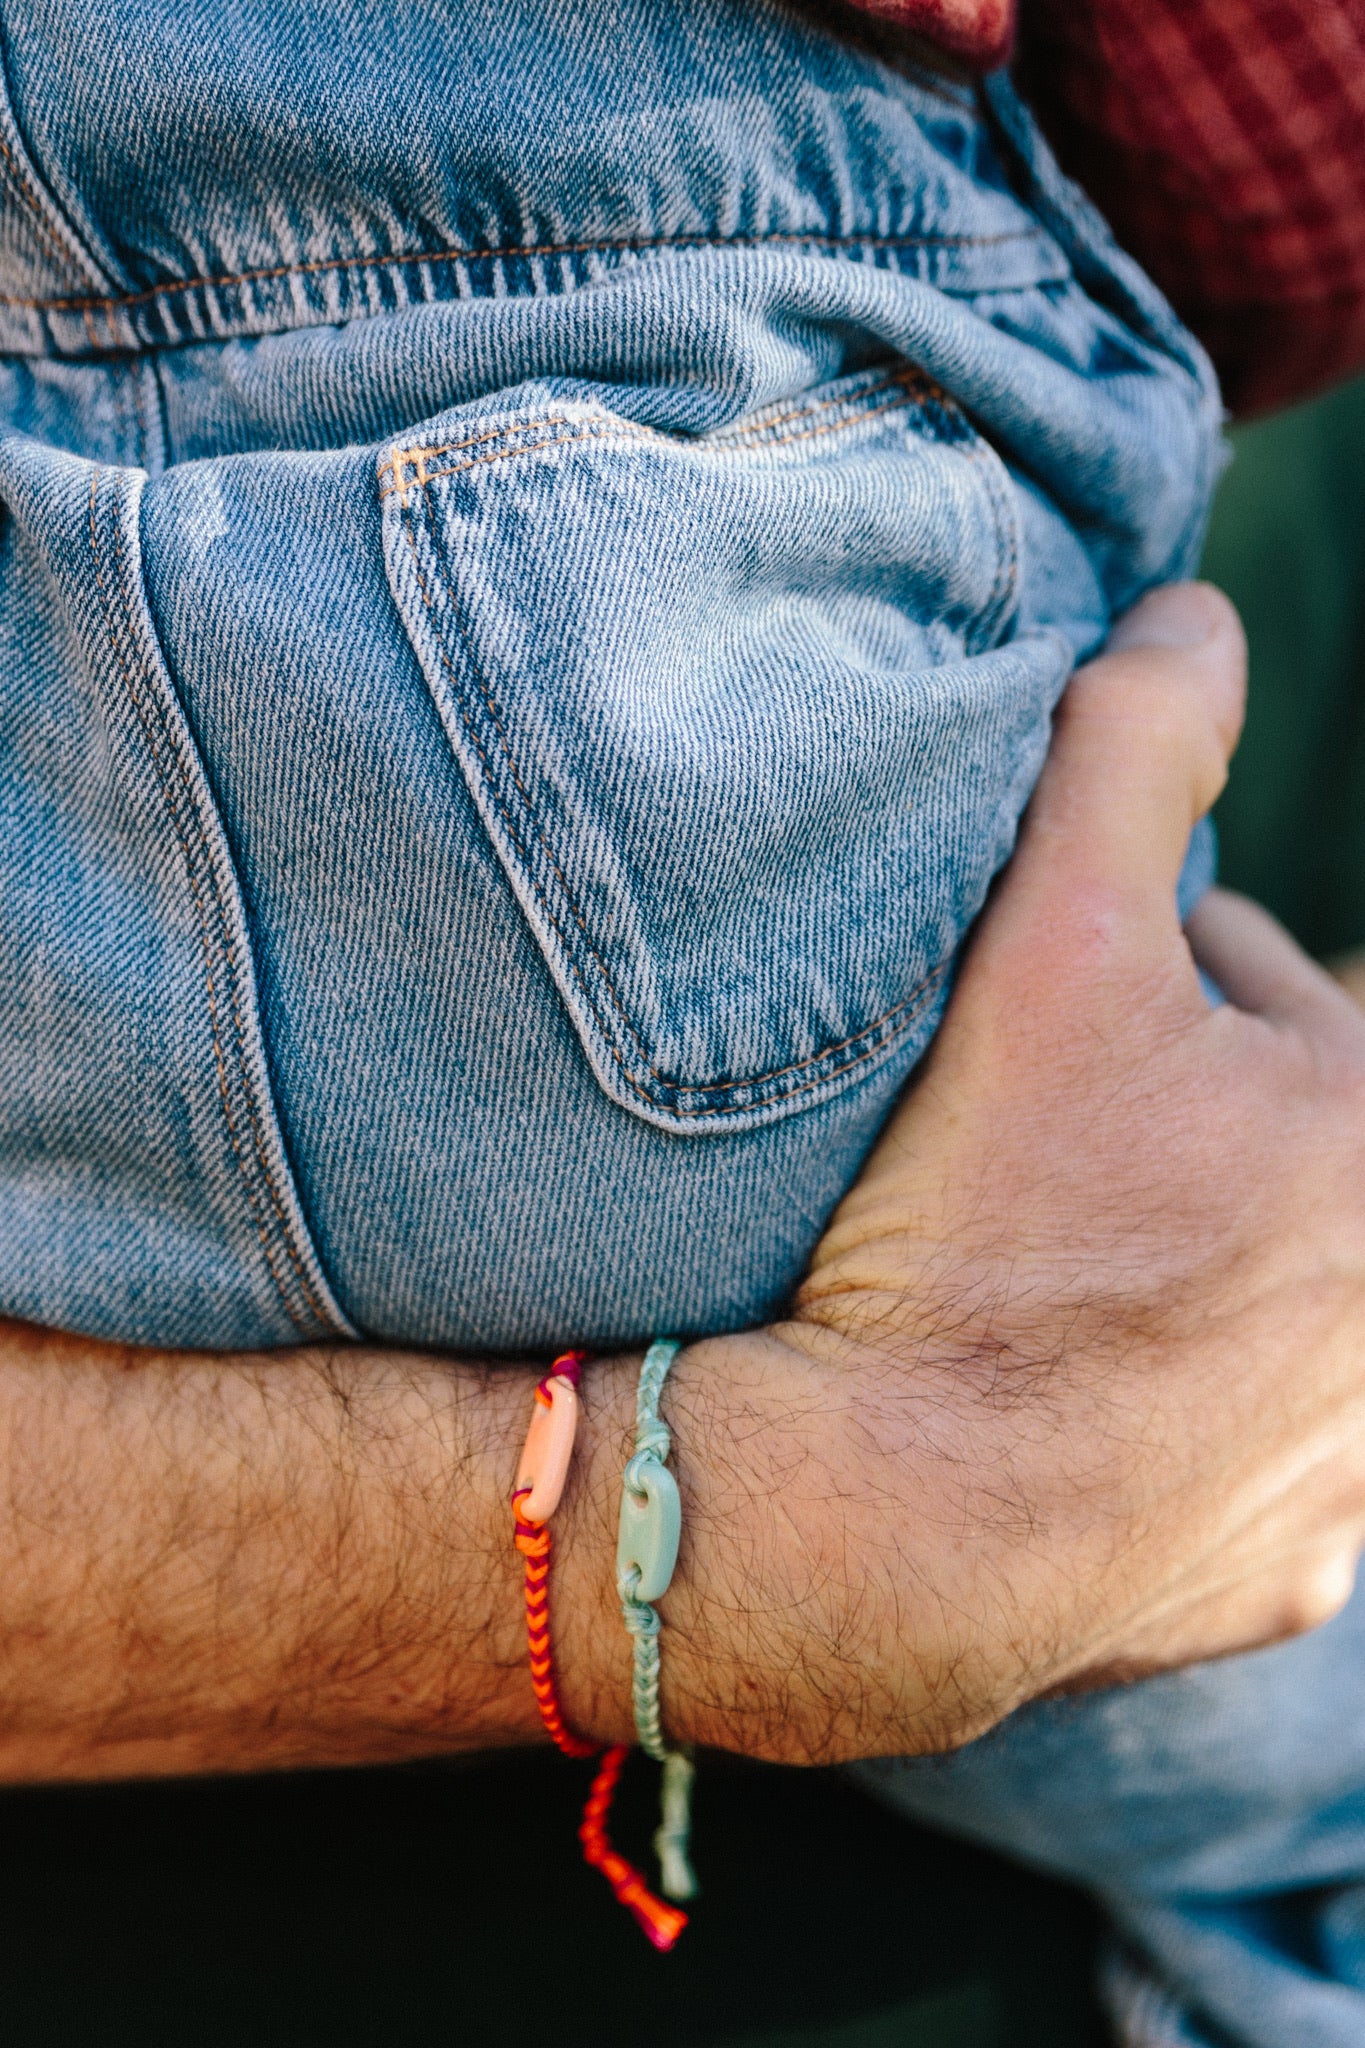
978, 583, 1246, 1001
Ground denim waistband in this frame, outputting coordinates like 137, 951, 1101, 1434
1, 0, 1143, 360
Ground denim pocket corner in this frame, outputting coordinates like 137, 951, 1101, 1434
381, 371, 1063, 1135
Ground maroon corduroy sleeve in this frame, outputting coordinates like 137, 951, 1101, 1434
1018, 0, 1365, 417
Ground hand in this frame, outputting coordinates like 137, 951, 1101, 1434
646, 584, 1365, 1764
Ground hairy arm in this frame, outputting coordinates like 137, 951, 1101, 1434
0, 1321, 640, 1780
0, 1313, 1012, 1778
0, 1322, 526, 1777
0, 1316, 911, 1779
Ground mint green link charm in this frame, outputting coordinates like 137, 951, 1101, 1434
617, 1448, 681, 1605
616, 1339, 697, 1901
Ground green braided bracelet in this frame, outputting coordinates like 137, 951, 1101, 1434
616, 1338, 698, 1903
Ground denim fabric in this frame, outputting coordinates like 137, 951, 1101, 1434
858, 1574, 1365, 2046
0, 0, 1220, 1352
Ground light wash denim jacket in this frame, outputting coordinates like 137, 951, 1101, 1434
0, 0, 1220, 1350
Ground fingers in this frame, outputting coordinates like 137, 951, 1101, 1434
1103, 580, 1248, 759
1065, 1547, 1361, 1692
1326, 947, 1365, 1015
1189, 889, 1365, 1051
990, 584, 1246, 990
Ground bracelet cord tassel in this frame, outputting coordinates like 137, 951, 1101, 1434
580, 1744, 690, 1951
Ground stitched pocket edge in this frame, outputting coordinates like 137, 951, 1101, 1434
381, 378, 1028, 1136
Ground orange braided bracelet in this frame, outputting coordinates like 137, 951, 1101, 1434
512, 1351, 688, 1952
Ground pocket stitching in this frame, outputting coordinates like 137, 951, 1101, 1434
401, 468, 958, 1119
378, 367, 964, 503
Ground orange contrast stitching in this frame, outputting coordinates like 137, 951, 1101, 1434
709, 364, 945, 444
378, 368, 960, 503
10, 223, 1048, 318
382, 421, 654, 502
378, 421, 581, 500
380, 363, 941, 481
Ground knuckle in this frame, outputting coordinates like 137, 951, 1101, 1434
1066, 659, 1221, 771
1276, 1553, 1359, 1639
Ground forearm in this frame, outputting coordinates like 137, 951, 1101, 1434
13, 590, 1365, 1790
0, 1318, 646, 1782
0, 1300, 1232, 1787
0, 1315, 985, 1783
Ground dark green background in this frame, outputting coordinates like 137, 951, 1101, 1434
7, 379, 1364, 2047
1209, 376, 1365, 956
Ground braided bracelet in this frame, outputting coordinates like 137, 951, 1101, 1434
512, 1351, 688, 1951
616, 1338, 698, 1903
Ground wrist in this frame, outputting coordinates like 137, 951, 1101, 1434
547, 1333, 805, 1757
654, 1326, 909, 1764
552, 1328, 929, 1767
530, 1323, 1026, 1772
656, 1324, 1043, 1765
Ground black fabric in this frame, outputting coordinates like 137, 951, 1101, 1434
0, 1751, 1104, 2046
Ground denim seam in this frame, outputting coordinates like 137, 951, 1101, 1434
88, 474, 308, 1327
109, 499, 340, 1331
401, 492, 951, 1120
87, 468, 338, 1334
0, 19, 117, 295
710, 365, 947, 445
380, 364, 948, 490
4, 224, 1053, 317
379, 369, 967, 505
963, 436, 1019, 653
0, 137, 71, 277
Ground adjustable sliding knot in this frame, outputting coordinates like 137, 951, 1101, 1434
620, 1596, 661, 1638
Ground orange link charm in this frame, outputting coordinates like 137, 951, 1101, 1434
514, 1366, 580, 1523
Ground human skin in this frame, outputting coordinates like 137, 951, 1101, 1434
3, 582, 1365, 1783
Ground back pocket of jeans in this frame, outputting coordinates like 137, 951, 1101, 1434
381, 367, 1066, 1134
